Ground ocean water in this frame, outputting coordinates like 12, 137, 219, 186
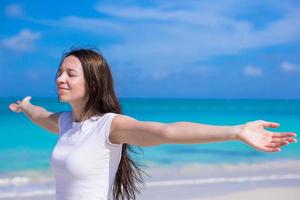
0, 97, 299, 198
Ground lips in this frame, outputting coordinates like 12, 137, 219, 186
58, 87, 69, 90
58, 88, 69, 94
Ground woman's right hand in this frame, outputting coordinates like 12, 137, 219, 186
9, 96, 32, 113
8, 96, 59, 134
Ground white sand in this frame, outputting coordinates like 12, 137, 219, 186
195, 186, 300, 200
2, 186, 299, 200
2, 161, 300, 200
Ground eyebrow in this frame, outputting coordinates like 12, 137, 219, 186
58, 68, 78, 73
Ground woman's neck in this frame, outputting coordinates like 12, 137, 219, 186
71, 103, 87, 122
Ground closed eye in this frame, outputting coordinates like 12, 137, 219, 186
56, 69, 77, 77
69, 74, 76, 77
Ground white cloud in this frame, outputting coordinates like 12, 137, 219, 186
1, 29, 41, 52
23, 1, 300, 73
35, 1, 300, 54
62, 16, 126, 33
149, 65, 216, 81
281, 62, 300, 73
243, 65, 263, 77
5, 3, 24, 18
93, 1, 300, 72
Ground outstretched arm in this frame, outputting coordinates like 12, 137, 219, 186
8, 96, 60, 134
164, 120, 297, 152
110, 115, 297, 152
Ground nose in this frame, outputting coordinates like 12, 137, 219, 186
56, 72, 67, 85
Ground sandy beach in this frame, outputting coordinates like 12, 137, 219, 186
136, 177, 300, 200
136, 160, 300, 200
198, 187, 300, 200
5, 186, 300, 200
1, 160, 300, 200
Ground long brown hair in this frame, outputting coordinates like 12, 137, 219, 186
56, 48, 146, 199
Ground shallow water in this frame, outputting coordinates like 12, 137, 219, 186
1, 98, 299, 198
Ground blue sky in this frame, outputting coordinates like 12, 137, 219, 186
1, 0, 300, 99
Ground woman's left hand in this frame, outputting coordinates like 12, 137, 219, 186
237, 120, 297, 152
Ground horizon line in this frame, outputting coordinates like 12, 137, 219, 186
1, 96, 300, 101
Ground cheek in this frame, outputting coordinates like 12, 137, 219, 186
73, 80, 88, 96
70, 78, 84, 88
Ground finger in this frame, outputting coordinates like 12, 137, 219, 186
287, 138, 298, 143
272, 132, 297, 138
16, 100, 21, 104
271, 137, 296, 143
23, 96, 32, 103
266, 141, 289, 148
261, 121, 280, 128
8, 103, 19, 112
263, 147, 281, 152
9, 103, 16, 110
270, 138, 285, 143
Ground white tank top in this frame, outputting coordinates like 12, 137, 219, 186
50, 111, 122, 200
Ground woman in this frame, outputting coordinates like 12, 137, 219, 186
9, 48, 297, 200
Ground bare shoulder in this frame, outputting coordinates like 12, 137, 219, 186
111, 114, 139, 132
109, 114, 140, 144
110, 114, 168, 146
111, 114, 166, 133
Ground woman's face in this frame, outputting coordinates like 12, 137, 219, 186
56, 55, 88, 104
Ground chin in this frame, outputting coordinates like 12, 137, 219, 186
58, 95, 69, 103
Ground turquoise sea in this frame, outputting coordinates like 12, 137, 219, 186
0, 98, 299, 198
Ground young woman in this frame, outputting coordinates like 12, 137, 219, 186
9, 48, 297, 200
